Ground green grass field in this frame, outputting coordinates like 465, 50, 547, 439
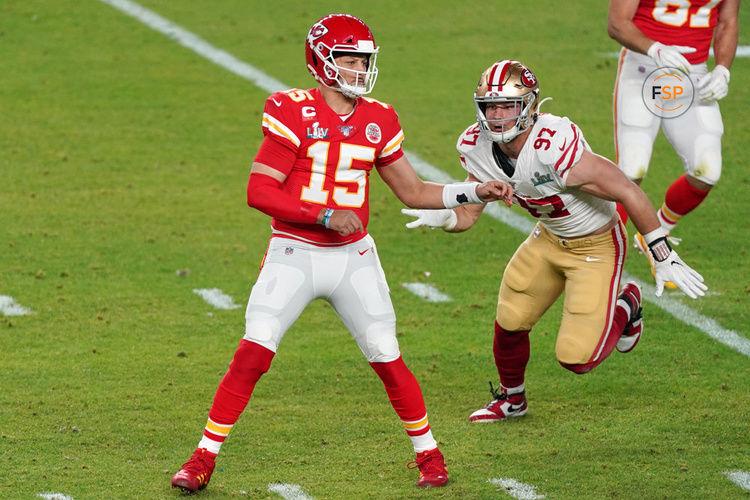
2, 1, 749, 498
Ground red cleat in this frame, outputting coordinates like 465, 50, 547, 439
617, 282, 643, 353
469, 383, 527, 422
408, 447, 449, 487
171, 448, 216, 493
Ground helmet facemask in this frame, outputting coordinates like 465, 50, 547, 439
475, 92, 537, 143
318, 46, 379, 98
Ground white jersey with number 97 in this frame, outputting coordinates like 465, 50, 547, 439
457, 113, 616, 238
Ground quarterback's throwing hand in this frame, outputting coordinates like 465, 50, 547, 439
652, 250, 707, 299
476, 180, 514, 207
326, 210, 365, 236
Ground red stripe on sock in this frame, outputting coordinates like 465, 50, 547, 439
202, 430, 227, 442
406, 426, 431, 437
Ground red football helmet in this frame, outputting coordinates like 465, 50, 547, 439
305, 13, 379, 98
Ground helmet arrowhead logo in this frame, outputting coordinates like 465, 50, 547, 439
309, 23, 328, 40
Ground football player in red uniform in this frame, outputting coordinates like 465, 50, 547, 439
170, 13, 513, 492
608, 0, 739, 285
403, 60, 706, 422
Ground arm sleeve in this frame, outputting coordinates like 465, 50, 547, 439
246, 172, 320, 224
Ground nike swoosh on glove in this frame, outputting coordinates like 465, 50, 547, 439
647, 42, 696, 75
696, 65, 730, 102
401, 208, 457, 230
652, 250, 707, 299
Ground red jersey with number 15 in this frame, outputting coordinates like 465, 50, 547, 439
254, 87, 405, 246
633, 0, 724, 64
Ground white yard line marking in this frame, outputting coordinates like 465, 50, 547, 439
0, 295, 33, 316
98, 0, 287, 93
37, 494, 74, 500
725, 470, 750, 492
98, 0, 749, 358
193, 288, 242, 310
488, 478, 546, 499
268, 483, 315, 500
402, 282, 453, 303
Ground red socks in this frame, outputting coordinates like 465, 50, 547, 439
370, 356, 431, 437
659, 174, 710, 230
617, 175, 710, 230
208, 340, 275, 429
493, 322, 530, 388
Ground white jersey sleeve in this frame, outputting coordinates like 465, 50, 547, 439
516, 114, 615, 237
456, 123, 509, 183
533, 115, 586, 185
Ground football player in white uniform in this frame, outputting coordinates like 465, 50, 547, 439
170, 14, 513, 492
403, 60, 706, 422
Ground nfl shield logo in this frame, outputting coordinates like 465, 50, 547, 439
339, 125, 355, 137
285, 247, 294, 255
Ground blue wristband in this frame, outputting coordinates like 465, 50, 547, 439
322, 208, 334, 228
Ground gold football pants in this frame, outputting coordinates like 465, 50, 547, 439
497, 221, 628, 365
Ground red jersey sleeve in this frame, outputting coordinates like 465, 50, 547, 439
258, 91, 303, 175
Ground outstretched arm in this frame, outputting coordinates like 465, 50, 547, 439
401, 174, 499, 232
377, 155, 513, 209
566, 151, 707, 298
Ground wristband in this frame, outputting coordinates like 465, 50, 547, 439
644, 227, 672, 262
322, 208, 334, 228
442, 182, 482, 209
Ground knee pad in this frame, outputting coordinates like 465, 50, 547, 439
618, 140, 652, 182
243, 312, 282, 352
496, 305, 527, 333
555, 336, 591, 366
688, 147, 721, 186
361, 321, 400, 363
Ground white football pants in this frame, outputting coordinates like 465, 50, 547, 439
613, 48, 723, 185
242, 234, 400, 363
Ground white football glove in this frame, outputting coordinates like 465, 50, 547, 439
647, 42, 696, 75
697, 65, 730, 102
401, 208, 457, 230
652, 250, 707, 299
644, 228, 707, 299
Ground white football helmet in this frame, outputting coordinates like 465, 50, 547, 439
474, 60, 540, 143
305, 13, 379, 98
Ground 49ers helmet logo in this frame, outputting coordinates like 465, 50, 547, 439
521, 69, 537, 88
